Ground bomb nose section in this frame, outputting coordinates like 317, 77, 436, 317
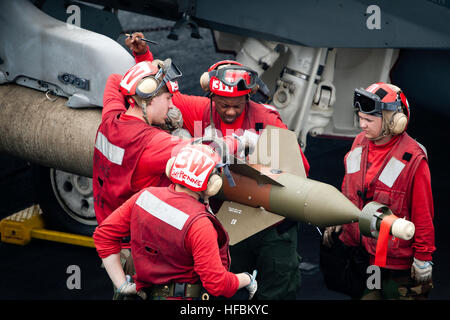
269, 173, 361, 227
391, 218, 415, 241
359, 201, 415, 241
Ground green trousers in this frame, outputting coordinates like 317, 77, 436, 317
229, 223, 301, 300
361, 268, 433, 300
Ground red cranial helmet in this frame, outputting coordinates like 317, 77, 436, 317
119, 60, 182, 99
165, 144, 223, 196
354, 82, 410, 135
199, 60, 260, 97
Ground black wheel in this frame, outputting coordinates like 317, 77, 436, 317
34, 166, 97, 236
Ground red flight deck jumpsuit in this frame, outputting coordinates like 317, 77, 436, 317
93, 74, 188, 225
94, 184, 239, 298
339, 131, 435, 269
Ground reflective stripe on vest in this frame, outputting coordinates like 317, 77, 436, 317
378, 157, 406, 188
345, 145, 406, 188
261, 103, 279, 113
95, 132, 125, 165
417, 141, 428, 158
346, 146, 362, 174
136, 190, 189, 230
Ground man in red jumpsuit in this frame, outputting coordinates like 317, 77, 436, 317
125, 33, 310, 299
94, 144, 258, 300
322, 82, 435, 299
93, 58, 188, 226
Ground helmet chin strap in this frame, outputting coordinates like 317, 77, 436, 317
202, 195, 214, 214
140, 100, 151, 125
209, 95, 217, 137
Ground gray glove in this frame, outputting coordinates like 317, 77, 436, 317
411, 258, 433, 283
242, 130, 259, 155
245, 270, 258, 300
163, 106, 183, 131
116, 276, 137, 296
233, 130, 259, 157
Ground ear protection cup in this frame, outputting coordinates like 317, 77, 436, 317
200, 72, 210, 92
165, 157, 175, 179
203, 174, 223, 197
136, 77, 159, 96
385, 87, 409, 135
389, 112, 408, 135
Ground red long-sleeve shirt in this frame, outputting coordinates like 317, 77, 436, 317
93, 186, 239, 297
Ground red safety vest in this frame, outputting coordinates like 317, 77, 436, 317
202, 100, 284, 135
339, 132, 427, 269
130, 186, 231, 290
92, 113, 169, 225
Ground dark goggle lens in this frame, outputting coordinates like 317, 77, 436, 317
137, 63, 182, 99
164, 62, 182, 82
354, 92, 377, 113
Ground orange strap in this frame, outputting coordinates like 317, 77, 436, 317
374, 215, 397, 267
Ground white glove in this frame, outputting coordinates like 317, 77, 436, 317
233, 130, 259, 157
245, 270, 258, 300
116, 275, 137, 296
322, 225, 342, 248
411, 258, 433, 283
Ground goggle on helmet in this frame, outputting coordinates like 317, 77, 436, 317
201, 60, 269, 97
353, 82, 410, 121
